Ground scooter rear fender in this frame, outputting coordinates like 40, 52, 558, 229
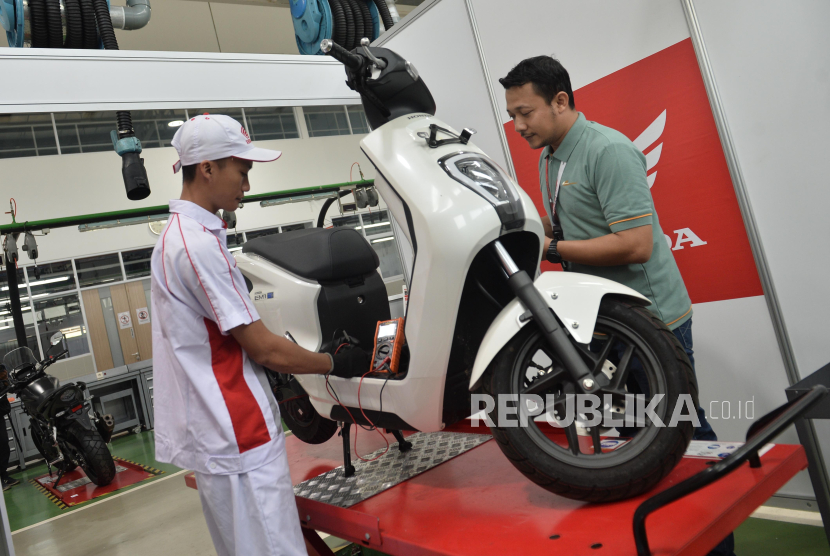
468, 271, 649, 391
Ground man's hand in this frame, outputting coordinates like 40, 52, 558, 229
230, 320, 331, 375
328, 346, 371, 379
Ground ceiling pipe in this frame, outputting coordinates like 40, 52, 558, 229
109, 0, 150, 31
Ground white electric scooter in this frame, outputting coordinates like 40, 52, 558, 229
235, 40, 697, 502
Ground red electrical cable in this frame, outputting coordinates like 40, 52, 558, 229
324, 351, 392, 462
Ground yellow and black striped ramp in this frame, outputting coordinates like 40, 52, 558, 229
29, 478, 70, 510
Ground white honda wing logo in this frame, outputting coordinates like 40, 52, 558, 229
633, 110, 666, 189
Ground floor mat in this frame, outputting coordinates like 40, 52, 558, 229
30, 457, 164, 509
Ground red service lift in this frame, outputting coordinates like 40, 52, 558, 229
185, 420, 807, 556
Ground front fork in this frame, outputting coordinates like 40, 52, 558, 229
493, 241, 607, 395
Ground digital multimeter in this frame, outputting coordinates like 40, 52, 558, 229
371, 318, 405, 373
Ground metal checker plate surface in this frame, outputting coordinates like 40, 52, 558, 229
38, 465, 128, 492
294, 431, 491, 508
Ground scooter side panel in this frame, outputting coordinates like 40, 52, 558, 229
235, 252, 323, 352
468, 271, 649, 391
355, 115, 506, 431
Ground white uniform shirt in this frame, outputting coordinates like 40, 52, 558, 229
151, 200, 284, 475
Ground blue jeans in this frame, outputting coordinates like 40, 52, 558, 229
672, 319, 717, 441
672, 320, 736, 556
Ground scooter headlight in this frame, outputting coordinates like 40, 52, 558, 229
439, 153, 525, 231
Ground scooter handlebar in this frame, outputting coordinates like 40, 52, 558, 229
321, 39, 364, 71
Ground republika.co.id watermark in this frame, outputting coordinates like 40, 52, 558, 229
469, 394, 757, 428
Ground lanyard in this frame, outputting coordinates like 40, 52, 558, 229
544, 157, 567, 223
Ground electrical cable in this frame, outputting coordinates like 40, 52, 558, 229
44, 0, 63, 48
28, 0, 48, 48
63, 0, 84, 49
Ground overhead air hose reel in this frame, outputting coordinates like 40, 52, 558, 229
291, 0, 395, 55
0, 0, 152, 201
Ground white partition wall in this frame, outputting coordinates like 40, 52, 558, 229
381, 0, 825, 500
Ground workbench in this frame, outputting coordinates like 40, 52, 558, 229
185, 421, 806, 556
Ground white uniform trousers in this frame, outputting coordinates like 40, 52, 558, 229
195, 450, 307, 556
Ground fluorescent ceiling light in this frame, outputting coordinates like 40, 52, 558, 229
355, 222, 389, 230
0, 307, 31, 315
371, 237, 394, 244
168, 120, 184, 128
0, 276, 71, 291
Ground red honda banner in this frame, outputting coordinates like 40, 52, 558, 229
505, 39, 762, 304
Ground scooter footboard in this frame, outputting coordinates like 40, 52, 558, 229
468, 271, 648, 391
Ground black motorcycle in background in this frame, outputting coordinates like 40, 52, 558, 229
2, 332, 116, 486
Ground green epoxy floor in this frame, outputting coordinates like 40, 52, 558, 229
4, 430, 181, 532
4, 430, 829, 555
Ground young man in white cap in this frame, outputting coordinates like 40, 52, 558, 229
151, 114, 368, 556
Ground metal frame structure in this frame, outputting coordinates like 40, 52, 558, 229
681, 0, 830, 545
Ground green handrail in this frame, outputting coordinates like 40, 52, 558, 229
0, 180, 373, 234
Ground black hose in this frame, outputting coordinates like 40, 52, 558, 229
317, 191, 351, 228
63, 0, 84, 48
28, 0, 49, 48
92, 0, 117, 49
44, 0, 63, 47
329, 0, 346, 47
355, 0, 373, 43
339, 0, 355, 50
89, 0, 135, 138
78, 0, 98, 49
370, 0, 393, 31
345, 0, 364, 47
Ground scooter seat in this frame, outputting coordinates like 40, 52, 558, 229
243, 227, 380, 282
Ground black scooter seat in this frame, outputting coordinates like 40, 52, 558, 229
242, 228, 379, 282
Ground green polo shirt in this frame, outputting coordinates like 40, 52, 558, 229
539, 112, 692, 329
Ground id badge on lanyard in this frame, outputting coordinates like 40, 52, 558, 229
545, 157, 567, 224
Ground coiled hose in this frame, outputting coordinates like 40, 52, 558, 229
345, 0, 364, 48
78, 0, 99, 48
370, 0, 393, 32
329, 0, 393, 51
329, 0, 346, 46
44, 0, 63, 47
63, 0, 84, 48
28, 0, 48, 48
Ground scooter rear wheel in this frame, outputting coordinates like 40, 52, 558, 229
482, 297, 697, 502
278, 379, 338, 444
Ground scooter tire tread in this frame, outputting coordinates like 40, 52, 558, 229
482, 297, 696, 503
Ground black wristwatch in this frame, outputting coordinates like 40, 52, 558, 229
546, 240, 562, 264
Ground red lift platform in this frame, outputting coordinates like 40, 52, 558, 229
185, 420, 807, 556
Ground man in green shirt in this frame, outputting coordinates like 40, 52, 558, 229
499, 57, 717, 434
500, 55, 734, 556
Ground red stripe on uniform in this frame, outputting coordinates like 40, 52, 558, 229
204, 318, 271, 453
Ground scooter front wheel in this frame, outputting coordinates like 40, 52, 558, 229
482, 297, 697, 502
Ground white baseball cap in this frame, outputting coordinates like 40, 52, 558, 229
171, 113, 281, 173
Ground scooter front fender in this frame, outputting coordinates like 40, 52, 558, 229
468, 271, 649, 391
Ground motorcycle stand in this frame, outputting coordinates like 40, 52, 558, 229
339, 423, 356, 478
390, 430, 412, 452
51, 468, 65, 490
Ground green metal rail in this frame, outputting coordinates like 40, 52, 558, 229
0, 180, 374, 235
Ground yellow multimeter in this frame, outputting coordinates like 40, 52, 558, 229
371, 318, 405, 373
